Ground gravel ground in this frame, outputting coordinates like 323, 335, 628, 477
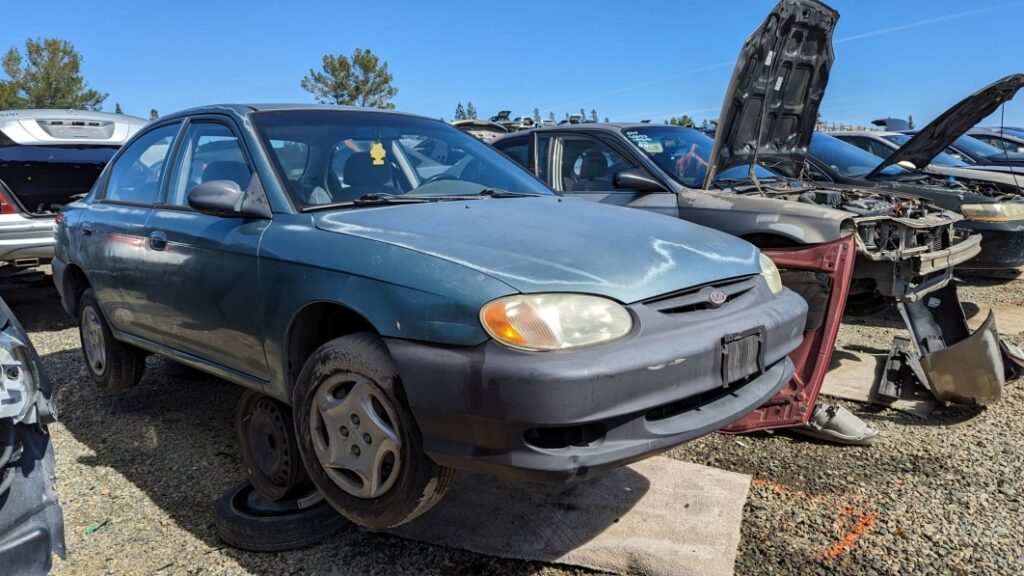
2, 270, 1022, 575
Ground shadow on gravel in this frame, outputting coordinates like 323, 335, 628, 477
1, 276, 613, 575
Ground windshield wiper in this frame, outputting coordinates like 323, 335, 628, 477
418, 188, 542, 201
301, 193, 431, 212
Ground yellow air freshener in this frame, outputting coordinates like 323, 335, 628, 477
370, 141, 387, 165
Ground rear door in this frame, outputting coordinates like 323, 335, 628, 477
81, 122, 182, 338
143, 117, 270, 381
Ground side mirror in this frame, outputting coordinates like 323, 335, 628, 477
187, 180, 269, 218
896, 160, 917, 171
613, 168, 668, 193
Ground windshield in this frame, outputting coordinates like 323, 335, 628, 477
253, 110, 552, 208
621, 126, 778, 187
952, 134, 1009, 159
809, 133, 907, 178
881, 134, 969, 167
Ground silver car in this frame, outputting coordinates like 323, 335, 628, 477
0, 109, 145, 270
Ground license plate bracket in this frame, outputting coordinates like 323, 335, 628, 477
721, 327, 765, 386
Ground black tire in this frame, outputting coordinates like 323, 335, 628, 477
77, 289, 146, 391
292, 332, 454, 530
214, 482, 349, 552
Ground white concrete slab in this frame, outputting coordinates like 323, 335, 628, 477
821, 351, 937, 417
390, 456, 751, 576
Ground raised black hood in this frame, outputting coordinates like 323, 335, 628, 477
704, 0, 838, 188
866, 74, 1024, 179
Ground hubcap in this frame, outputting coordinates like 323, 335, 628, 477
310, 374, 402, 499
81, 306, 106, 376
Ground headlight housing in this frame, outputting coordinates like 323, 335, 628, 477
961, 203, 1024, 222
760, 253, 784, 296
480, 293, 633, 351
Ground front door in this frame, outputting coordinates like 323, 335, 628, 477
143, 118, 270, 381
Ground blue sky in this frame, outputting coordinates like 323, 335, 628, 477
5, 0, 1024, 126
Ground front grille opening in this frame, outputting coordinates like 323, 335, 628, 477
524, 418, 621, 450
645, 374, 760, 422
644, 275, 757, 317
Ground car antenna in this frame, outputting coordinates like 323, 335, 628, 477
999, 102, 1022, 190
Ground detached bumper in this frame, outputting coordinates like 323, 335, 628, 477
916, 231, 981, 276
387, 282, 807, 483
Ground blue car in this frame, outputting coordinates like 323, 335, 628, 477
52, 104, 807, 529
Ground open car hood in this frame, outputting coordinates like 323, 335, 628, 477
704, 0, 838, 188
866, 74, 1024, 179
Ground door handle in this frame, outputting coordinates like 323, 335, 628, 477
81, 223, 93, 236
149, 230, 167, 251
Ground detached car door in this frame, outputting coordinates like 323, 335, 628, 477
143, 118, 271, 381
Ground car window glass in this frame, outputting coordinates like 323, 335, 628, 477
269, 139, 309, 181
553, 135, 634, 192
494, 139, 529, 169
105, 123, 180, 204
536, 135, 551, 183
253, 110, 552, 208
168, 123, 251, 206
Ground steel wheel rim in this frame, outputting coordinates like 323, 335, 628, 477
240, 395, 295, 499
309, 373, 402, 499
81, 306, 106, 376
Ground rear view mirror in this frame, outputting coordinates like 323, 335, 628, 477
188, 180, 269, 219
613, 168, 668, 193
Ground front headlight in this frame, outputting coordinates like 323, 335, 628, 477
760, 253, 784, 296
961, 203, 1024, 222
480, 293, 633, 351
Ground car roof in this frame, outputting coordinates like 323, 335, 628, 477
157, 103, 437, 124
828, 130, 901, 137
492, 122, 701, 141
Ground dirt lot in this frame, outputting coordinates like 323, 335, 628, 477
3, 271, 1023, 576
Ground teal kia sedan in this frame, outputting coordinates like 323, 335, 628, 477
52, 105, 807, 529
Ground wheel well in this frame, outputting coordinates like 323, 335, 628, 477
742, 233, 802, 249
62, 264, 91, 319
285, 303, 375, 391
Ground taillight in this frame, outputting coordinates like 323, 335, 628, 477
0, 188, 18, 215
54, 212, 65, 225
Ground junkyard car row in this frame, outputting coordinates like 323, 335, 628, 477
1, 0, 1023, 571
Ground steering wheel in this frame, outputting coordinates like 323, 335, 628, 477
421, 173, 459, 185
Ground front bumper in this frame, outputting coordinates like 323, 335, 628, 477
386, 282, 807, 483
0, 214, 55, 265
956, 221, 1024, 269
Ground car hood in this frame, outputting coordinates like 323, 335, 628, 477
867, 74, 1024, 179
704, 0, 839, 187
313, 196, 761, 304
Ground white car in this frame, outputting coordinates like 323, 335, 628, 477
0, 109, 145, 270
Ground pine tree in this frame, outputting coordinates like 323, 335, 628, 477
300, 48, 397, 108
548, 112, 555, 122
114, 102, 123, 114
908, 114, 915, 129
466, 101, 477, 119
149, 109, 158, 120
590, 109, 598, 122
604, 117, 609, 123
532, 108, 541, 123
454, 102, 466, 120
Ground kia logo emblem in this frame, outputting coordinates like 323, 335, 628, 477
708, 290, 728, 306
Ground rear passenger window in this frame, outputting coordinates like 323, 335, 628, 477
105, 123, 180, 204
168, 123, 251, 206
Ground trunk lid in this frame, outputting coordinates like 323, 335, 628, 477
704, 0, 839, 187
866, 74, 1024, 179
